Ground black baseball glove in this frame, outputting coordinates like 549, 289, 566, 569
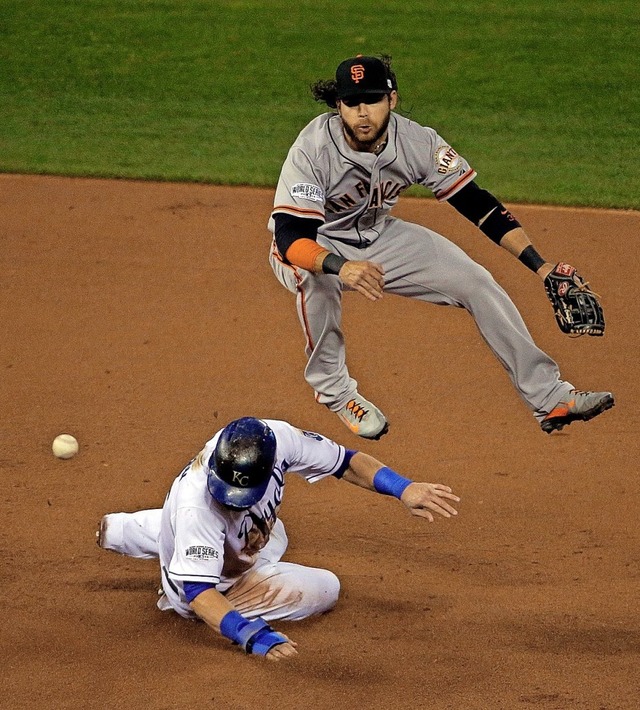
544, 262, 605, 336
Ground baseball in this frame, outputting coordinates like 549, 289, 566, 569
52, 434, 79, 459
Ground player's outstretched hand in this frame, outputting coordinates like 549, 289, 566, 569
265, 635, 299, 662
400, 483, 460, 522
339, 260, 385, 301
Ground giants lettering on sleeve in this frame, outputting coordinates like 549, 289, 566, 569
435, 146, 461, 174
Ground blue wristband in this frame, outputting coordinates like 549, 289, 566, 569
220, 610, 248, 644
373, 467, 412, 499
219, 610, 287, 656
246, 626, 288, 655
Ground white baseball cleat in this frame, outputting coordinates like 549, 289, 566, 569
336, 393, 389, 440
96, 514, 112, 550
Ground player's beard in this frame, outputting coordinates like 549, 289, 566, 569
341, 112, 391, 152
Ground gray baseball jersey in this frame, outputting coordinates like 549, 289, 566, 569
268, 111, 573, 419
268, 112, 476, 244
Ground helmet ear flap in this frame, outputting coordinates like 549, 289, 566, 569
207, 418, 276, 508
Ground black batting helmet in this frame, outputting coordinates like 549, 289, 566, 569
207, 417, 277, 509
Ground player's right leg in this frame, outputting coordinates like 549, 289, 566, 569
96, 509, 162, 559
224, 561, 341, 622
224, 519, 340, 621
268, 240, 388, 439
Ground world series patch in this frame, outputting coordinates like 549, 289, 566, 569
291, 183, 324, 202
185, 545, 219, 560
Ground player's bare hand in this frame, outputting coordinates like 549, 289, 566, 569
339, 260, 385, 301
265, 636, 298, 662
400, 483, 460, 522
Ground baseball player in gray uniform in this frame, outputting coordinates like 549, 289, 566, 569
268, 55, 614, 440
97, 417, 459, 661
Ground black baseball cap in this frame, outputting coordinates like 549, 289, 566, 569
335, 56, 395, 99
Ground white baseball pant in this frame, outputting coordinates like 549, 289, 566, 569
101, 510, 340, 621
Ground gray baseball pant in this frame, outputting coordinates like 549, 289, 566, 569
269, 216, 572, 420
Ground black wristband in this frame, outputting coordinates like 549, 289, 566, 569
322, 252, 348, 275
518, 245, 546, 273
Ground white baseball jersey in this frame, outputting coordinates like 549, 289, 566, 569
268, 111, 476, 247
158, 420, 350, 605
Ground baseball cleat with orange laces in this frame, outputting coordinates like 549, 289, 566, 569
336, 394, 389, 440
541, 390, 615, 433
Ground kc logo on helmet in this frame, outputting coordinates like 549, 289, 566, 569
232, 470, 250, 487
351, 65, 365, 83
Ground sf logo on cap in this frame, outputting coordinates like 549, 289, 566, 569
350, 64, 365, 83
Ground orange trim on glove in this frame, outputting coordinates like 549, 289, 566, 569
285, 238, 327, 272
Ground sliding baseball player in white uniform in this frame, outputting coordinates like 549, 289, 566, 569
97, 417, 459, 661
268, 55, 614, 439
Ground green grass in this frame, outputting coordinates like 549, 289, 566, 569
1, 0, 639, 208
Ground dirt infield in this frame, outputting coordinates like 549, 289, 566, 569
2, 174, 638, 710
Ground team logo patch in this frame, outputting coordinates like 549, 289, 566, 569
351, 64, 365, 83
231, 469, 251, 487
185, 545, 219, 560
291, 183, 324, 202
435, 146, 461, 175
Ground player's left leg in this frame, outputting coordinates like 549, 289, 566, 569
96, 509, 162, 559
335, 217, 573, 418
